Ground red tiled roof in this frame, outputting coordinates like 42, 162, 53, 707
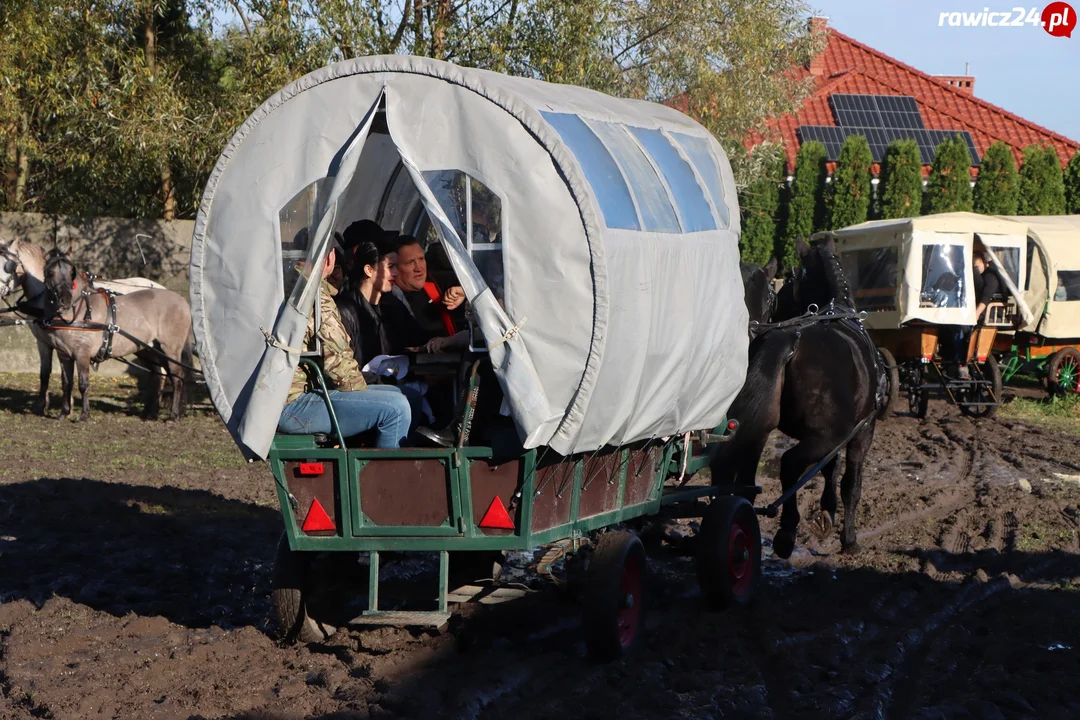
756, 25, 1080, 177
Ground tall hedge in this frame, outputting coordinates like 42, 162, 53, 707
922, 134, 974, 214
972, 141, 1020, 215
781, 140, 828, 268
1018, 144, 1067, 215
825, 134, 873, 229
739, 154, 785, 266
878, 139, 922, 219
1063, 150, 1080, 214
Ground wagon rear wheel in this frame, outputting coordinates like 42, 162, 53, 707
582, 531, 647, 663
876, 347, 900, 418
270, 533, 338, 644
1047, 347, 1080, 397
697, 496, 761, 610
959, 355, 1002, 419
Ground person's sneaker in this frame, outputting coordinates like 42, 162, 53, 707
957, 365, 970, 379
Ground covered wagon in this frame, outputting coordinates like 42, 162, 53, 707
993, 215, 1080, 395
189, 55, 757, 660
816, 212, 1030, 417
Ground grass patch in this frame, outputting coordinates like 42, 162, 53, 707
999, 394, 1080, 435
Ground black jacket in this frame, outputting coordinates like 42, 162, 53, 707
974, 267, 1003, 306
336, 289, 392, 381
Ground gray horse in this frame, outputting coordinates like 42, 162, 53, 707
0, 239, 194, 421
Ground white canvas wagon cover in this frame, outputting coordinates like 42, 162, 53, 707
190, 55, 748, 460
819, 212, 1029, 330
1000, 215, 1080, 339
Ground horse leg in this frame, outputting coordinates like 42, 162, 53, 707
140, 356, 162, 421
59, 354, 74, 419
773, 439, 834, 559
809, 457, 840, 541
839, 425, 875, 555
75, 355, 92, 422
167, 359, 183, 421
36, 339, 52, 416
711, 436, 766, 487
773, 445, 812, 560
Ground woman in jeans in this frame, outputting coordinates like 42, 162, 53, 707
336, 239, 429, 428
277, 239, 412, 448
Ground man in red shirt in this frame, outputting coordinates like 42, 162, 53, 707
390, 236, 470, 353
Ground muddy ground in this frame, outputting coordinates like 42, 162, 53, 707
0, 372, 1078, 720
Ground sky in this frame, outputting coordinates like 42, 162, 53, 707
808, 0, 1080, 141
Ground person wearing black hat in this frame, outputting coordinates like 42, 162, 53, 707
278, 233, 419, 448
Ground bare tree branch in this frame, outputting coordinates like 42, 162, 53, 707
225, 0, 253, 35
611, 18, 679, 64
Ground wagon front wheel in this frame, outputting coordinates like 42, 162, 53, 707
583, 531, 647, 663
876, 347, 900, 418
697, 496, 761, 610
270, 533, 338, 644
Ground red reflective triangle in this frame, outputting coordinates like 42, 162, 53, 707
301, 498, 336, 532
478, 496, 514, 530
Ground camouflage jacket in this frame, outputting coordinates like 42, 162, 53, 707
286, 278, 367, 405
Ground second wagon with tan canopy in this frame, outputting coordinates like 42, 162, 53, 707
816, 212, 1029, 418
992, 215, 1080, 396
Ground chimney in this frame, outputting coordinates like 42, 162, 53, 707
935, 64, 976, 96
808, 16, 828, 76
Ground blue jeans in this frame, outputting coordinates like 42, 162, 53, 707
279, 385, 412, 448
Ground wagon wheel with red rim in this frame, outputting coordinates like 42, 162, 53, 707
582, 531, 647, 662
1047, 347, 1080, 397
697, 496, 762, 610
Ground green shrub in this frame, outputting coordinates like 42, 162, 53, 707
1018, 144, 1066, 215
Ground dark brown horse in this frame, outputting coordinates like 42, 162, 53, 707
718, 237, 881, 557
40, 252, 194, 421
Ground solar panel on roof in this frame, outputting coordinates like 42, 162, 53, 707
830, 94, 925, 131
797, 125, 981, 166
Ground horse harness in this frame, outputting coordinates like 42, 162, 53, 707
749, 300, 891, 418
42, 273, 121, 367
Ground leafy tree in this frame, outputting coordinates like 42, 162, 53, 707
878, 139, 922, 219
738, 149, 785, 266
780, 140, 827, 269
825, 134, 872, 229
1018, 144, 1066, 215
1065, 150, 1080, 215
972, 141, 1020, 215
922, 134, 973, 214
1, 0, 826, 218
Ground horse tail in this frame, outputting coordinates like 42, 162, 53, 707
710, 329, 800, 474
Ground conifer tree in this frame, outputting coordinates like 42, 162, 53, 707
972, 141, 1020, 215
1018, 144, 1066, 215
878, 139, 922, 219
923, 134, 974, 214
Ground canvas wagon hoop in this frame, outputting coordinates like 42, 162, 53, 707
189, 54, 749, 462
